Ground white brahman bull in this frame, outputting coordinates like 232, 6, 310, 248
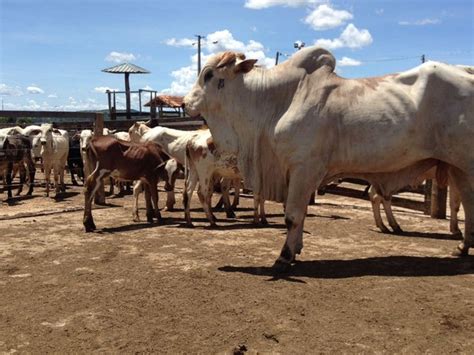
183, 47, 474, 271
38, 123, 69, 197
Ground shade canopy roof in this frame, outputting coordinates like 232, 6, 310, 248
144, 95, 184, 108
101, 62, 150, 74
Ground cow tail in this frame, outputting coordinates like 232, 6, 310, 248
184, 143, 190, 194
86, 142, 99, 177
436, 161, 450, 189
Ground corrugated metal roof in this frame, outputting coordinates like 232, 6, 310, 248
144, 95, 184, 108
102, 63, 150, 74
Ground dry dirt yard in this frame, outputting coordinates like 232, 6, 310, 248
0, 179, 473, 354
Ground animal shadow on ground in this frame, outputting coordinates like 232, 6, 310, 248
219, 255, 474, 282
3, 194, 37, 206
390, 230, 464, 241
54, 191, 80, 201
100, 217, 177, 233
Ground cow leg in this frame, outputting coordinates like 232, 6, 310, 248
382, 198, 403, 234
26, 158, 35, 196
44, 164, 51, 197
273, 169, 321, 272
132, 180, 143, 222
83, 165, 107, 232
449, 168, 473, 256
108, 177, 114, 195
148, 179, 161, 223
183, 170, 198, 227
6, 162, 13, 200
369, 186, 390, 233
165, 190, 176, 211
221, 178, 236, 218
144, 185, 154, 224
197, 181, 217, 227
60, 162, 66, 192
449, 185, 462, 237
53, 167, 60, 195
214, 196, 225, 210
16, 164, 26, 196
70, 166, 78, 186
253, 193, 267, 225
259, 196, 267, 225
232, 178, 241, 209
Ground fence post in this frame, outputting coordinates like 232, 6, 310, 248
93, 113, 106, 205
430, 180, 447, 219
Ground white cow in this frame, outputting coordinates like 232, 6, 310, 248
184, 47, 474, 270
38, 123, 69, 197
23, 125, 43, 159
112, 131, 130, 141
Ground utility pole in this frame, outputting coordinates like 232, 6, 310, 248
421, 54, 425, 63
275, 51, 281, 65
195, 34, 204, 75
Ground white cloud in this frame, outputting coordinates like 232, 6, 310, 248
162, 29, 275, 95
47, 94, 58, 98
94, 86, 119, 93
245, 0, 321, 9
315, 23, 373, 50
26, 86, 45, 94
338, 56, 362, 66
0, 84, 23, 96
399, 18, 441, 26
375, 8, 384, 15
141, 85, 154, 91
161, 65, 197, 96
105, 51, 137, 63
165, 38, 195, 47
304, 4, 353, 30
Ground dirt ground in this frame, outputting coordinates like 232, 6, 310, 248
0, 178, 473, 354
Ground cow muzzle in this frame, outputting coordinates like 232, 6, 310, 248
41, 140, 46, 146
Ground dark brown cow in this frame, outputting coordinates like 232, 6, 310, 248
83, 135, 169, 232
0, 134, 35, 200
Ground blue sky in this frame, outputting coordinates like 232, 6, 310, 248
1, 0, 473, 111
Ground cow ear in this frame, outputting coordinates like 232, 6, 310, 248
216, 52, 237, 69
234, 59, 257, 74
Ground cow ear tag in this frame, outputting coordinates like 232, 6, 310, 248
218, 79, 225, 90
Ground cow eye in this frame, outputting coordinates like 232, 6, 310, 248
204, 70, 213, 83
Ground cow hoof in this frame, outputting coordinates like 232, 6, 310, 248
379, 225, 390, 234
271, 259, 291, 273
452, 245, 469, 257
209, 222, 218, 228
185, 222, 194, 228
260, 218, 269, 226
133, 217, 140, 223
226, 211, 236, 219
84, 222, 96, 232
392, 226, 403, 235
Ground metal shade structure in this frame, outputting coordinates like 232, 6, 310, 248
102, 63, 150, 119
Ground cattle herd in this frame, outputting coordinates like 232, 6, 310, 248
1, 46, 473, 272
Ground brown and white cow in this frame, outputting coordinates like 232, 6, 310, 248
83, 135, 169, 232
184, 47, 474, 270
131, 123, 267, 226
